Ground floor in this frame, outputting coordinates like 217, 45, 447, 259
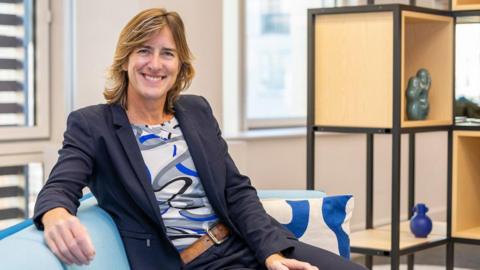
372, 266, 474, 270
352, 244, 480, 270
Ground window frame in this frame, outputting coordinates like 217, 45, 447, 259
0, 0, 50, 141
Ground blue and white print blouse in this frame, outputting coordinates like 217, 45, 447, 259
131, 117, 219, 250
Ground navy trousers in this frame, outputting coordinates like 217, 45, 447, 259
183, 234, 366, 270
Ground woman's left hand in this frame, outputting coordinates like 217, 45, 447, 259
265, 253, 319, 270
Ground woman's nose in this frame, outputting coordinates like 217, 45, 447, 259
148, 55, 162, 71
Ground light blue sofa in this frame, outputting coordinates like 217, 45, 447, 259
0, 190, 333, 270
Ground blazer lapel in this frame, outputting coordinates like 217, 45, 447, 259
174, 101, 229, 221
110, 105, 166, 231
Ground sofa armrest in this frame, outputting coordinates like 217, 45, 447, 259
0, 195, 130, 270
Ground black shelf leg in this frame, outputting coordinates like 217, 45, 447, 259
408, 133, 416, 270
391, 7, 401, 270
446, 129, 453, 270
408, 254, 414, 270
365, 256, 373, 270
446, 241, 454, 270
366, 133, 374, 270
390, 129, 401, 270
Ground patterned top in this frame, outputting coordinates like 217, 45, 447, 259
131, 117, 219, 250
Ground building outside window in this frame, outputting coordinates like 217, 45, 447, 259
455, 22, 480, 106
0, 0, 49, 140
0, 161, 43, 230
0, 0, 34, 126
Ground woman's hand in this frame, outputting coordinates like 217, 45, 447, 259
42, 207, 96, 265
265, 253, 319, 270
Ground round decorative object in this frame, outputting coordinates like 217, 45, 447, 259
406, 68, 431, 120
410, 203, 433, 238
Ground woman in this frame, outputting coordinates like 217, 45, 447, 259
34, 8, 365, 270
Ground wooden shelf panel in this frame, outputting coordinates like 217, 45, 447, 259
453, 226, 480, 240
453, 0, 480, 11
452, 131, 480, 240
402, 119, 452, 128
350, 221, 446, 252
314, 11, 393, 128
401, 11, 453, 127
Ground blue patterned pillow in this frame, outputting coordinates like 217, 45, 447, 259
259, 194, 353, 258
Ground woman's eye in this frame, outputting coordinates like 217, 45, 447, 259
137, 48, 149, 54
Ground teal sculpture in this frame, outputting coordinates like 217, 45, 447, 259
406, 68, 431, 120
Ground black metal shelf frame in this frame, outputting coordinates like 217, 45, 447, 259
306, 4, 464, 270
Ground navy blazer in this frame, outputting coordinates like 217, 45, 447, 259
33, 95, 295, 270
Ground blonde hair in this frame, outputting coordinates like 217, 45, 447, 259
103, 8, 195, 114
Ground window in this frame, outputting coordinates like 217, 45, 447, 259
0, 0, 50, 140
0, 155, 43, 230
455, 19, 480, 121
243, 0, 367, 129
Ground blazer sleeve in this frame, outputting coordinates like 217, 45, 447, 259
33, 110, 95, 230
199, 97, 294, 263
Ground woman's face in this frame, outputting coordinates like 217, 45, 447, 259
125, 27, 180, 107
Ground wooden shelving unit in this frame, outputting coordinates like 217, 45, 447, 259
452, 131, 480, 241
307, 2, 480, 269
452, 0, 480, 11
307, 4, 458, 270
313, 8, 453, 129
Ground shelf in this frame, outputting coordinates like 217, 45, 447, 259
314, 11, 393, 129
454, 123, 480, 131
452, 0, 480, 11
350, 221, 446, 255
401, 120, 452, 128
313, 7, 453, 129
401, 11, 453, 128
452, 131, 480, 240
313, 126, 390, 134
453, 226, 480, 240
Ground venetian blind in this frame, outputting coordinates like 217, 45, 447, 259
0, 0, 33, 126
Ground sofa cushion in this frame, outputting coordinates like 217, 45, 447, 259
258, 191, 353, 259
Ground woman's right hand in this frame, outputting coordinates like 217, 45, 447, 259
42, 207, 96, 265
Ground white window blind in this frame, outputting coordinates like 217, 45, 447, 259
0, 0, 33, 127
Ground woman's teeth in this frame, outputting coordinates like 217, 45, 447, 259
144, 74, 164, 81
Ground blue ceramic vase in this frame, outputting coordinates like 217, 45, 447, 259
410, 203, 432, 238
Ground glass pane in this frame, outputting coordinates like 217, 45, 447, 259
375, 0, 410, 4
0, 0, 34, 127
0, 162, 43, 230
245, 0, 368, 124
455, 21, 480, 124
415, 0, 449, 10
